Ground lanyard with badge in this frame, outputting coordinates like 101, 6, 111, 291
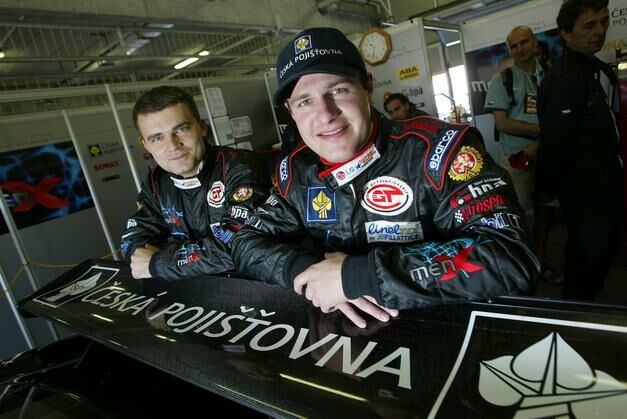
523, 71, 539, 114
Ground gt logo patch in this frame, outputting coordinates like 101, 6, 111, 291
207, 181, 225, 208
307, 187, 336, 222
361, 176, 413, 216
448, 146, 484, 181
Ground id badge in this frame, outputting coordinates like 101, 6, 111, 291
524, 93, 537, 114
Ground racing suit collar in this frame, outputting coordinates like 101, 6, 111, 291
168, 147, 212, 190
317, 110, 383, 190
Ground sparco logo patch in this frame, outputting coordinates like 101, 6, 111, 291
207, 181, 225, 208
279, 157, 289, 182
429, 129, 458, 171
361, 177, 413, 216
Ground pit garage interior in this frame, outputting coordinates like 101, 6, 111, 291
0, 0, 626, 366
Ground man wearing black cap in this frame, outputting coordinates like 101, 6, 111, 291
232, 27, 539, 327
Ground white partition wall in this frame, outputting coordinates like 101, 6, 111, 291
0, 76, 279, 359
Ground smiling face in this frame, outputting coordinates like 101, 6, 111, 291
286, 73, 373, 163
561, 7, 609, 55
138, 102, 207, 177
507, 27, 538, 68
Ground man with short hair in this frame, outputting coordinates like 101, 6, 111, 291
121, 86, 269, 279
384, 93, 429, 120
484, 26, 544, 211
536, 0, 623, 300
232, 27, 539, 327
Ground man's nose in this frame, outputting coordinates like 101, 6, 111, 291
165, 134, 183, 150
316, 96, 341, 123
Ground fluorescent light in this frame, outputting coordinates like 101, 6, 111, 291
446, 40, 461, 47
198, 50, 210, 56
619, 62, 627, 71
174, 57, 199, 69
0, 49, 5, 59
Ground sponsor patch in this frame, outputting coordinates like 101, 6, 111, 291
409, 243, 484, 282
450, 177, 507, 209
244, 214, 264, 230
233, 186, 253, 202
126, 219, 137, 229
429, 129, 459, 172
161, 205, 183, 225
448, 146, 484, 181
307, 187, 336, 222
331, 144, 380, 187
294, 35, 312, 53
120, 239, 131, 256
33, 266, 119, 308
265, 195, 279, 206
454, 195, 508, 224
210, 223, 234, 245
177, 243, 204, 266
171, 176, 201, 190
361, 177, 413, 216
279, 157, 289, 182
365, 221, 423, 243
228, 205, 249, 220
207, 181, 225, 208
480, 212, 523, 230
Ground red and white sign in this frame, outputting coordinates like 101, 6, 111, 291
207, 181, 225, 208
361, 176, 413, 216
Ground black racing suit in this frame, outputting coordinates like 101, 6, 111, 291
121, 146, 269, 279
536, 46, 624, 300
232, 113, 539, 309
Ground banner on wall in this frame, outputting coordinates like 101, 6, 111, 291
0, 141, 94, 230
464, 29, 562, 116
367, 20, 436, 117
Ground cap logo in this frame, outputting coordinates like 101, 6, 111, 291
294, 35, 312, 54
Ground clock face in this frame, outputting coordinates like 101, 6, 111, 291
360, 29, 391, 65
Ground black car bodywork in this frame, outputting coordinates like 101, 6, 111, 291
3, 260, 627, 418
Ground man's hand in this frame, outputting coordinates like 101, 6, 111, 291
525, 139, 540, 160
294, 252, 399, 328
294, 252, 347, 311
130, 244, 159, 279
337, 297, 399, 329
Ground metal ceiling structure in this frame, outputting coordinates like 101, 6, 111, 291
0, 9, 302, 93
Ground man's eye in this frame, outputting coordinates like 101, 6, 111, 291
150, 136, 162, 143
176, 126, 190, 135
297, 99, 311, 108
332, 87, 348, 95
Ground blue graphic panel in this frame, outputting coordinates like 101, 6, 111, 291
0, 141, 94, 230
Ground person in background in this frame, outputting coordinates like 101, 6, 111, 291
121, 86, 269, 279
536, 0, 623, 300
383, 92, 429, 120
484, 26, 562, 283
231, 27, 539, 328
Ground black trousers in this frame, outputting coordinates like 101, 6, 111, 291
562, 221, 624, 300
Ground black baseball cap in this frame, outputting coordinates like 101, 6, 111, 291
273, 27, 367, 106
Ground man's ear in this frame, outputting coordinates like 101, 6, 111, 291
199, 119, 208, 138
559, 29, 570, 44
366, 73, 374, 96
139, 136, 147, 150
